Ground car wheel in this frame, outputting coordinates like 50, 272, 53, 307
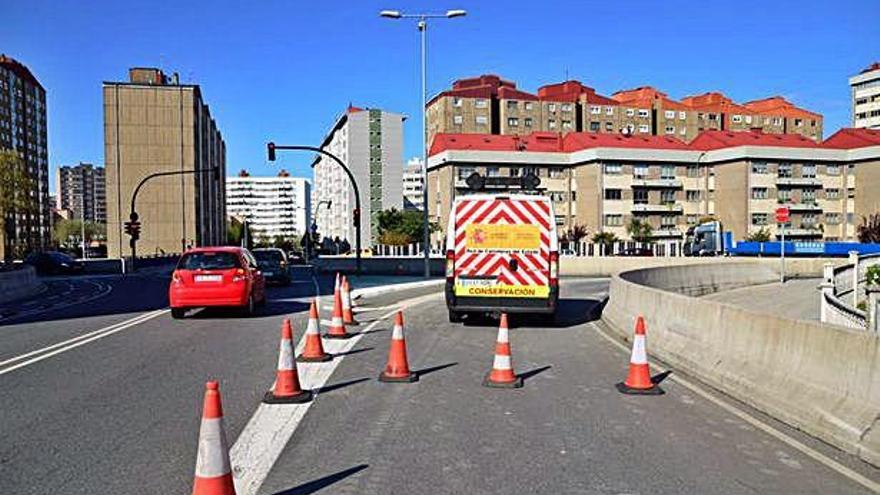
448, 309, 463, 323
171, 308, 186, 319
243, 295, 256, 316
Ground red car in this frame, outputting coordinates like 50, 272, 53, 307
169, 247, 267, 319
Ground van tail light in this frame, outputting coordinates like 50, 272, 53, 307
446, 250, 455, 280
549, 251, 559, 287
233, 267, 247, 283
172, 270, 183, 284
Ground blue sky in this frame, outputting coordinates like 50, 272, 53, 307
5, 0, 879, 184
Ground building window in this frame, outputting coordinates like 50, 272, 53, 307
752, 162, 768, 174
548, 119, 557, 129
633, 164, 648, 179
475, 115, 488, 125
745, 115, 753, 124
458, 167, 476, 180
475, 99, 488, 108
486, 167, 501, 177
549, 167, 565, 178
548, 103, 557, 112
507, 118, 519, 127
562, 120, 572, 130
687, 165, 700, 178
752, 213, 769, 226
751, 187, 768, 199
561, 103, 573, 112
772, 117, 782, 126
802, 189, 816, 202
801, 164, 816, 178
778, 163, 792, 178
732, 115, 743, 123
661, 190, 676, 204
665, 125, 675, 134
778, 189, 792, 202
453, 97, 462, 107
605, 106, 614, 115
506, 100, 518, 110
803, 213, 818, 226
453, 115, 463, 125
661, 216, 677, 228
591, 105, 601, 114
604, 214, 623, 226
626, 108, 635, 117
524, 118, 533, 127
604, 163, 622, 175
825, 213, 841, 224
795, 118, 803, 127
638, 124, 649, 133
633, 189, 648, 204
848, 213, 855, 224
589, 121, 600, 132
687, 214, 699, 225
665, 110, 675, 119
638, 109, 649, 118
604, 189, 622, 200
660, 165, 675, 179
605, 122, 614, 131
826, 164, 840, 175
524, 101, 533, 111
826, 188, 840, 199
510, 167, 522, 177
686, 190, 701, 202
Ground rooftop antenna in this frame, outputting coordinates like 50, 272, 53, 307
564, 66, 569, 81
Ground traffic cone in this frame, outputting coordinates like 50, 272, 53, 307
616, 316, 663, 395
191, 381, 236, 495
263, 319, 312, 403
325, 284, 351, 339
298, 300, 331, 362
379, 311, 418, 382
483, 314, 523, 388
341, 276, 357, 325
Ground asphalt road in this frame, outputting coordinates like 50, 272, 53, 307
0, 271, 877, 494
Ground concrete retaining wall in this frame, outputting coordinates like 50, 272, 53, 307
0, 265, 42, 303
313, 257, 445, 276
561, 255, 846, 278
603, 262, 880, 466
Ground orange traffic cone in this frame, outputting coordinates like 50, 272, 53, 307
483, 314, 523, 388
379, 311, 418, 383
263, 319, 312, 403
192, 381, 237, 495
341, 276, 357, 325
298, 300, 331, 362
325, 284, 351, 339
616, 316, 663, 395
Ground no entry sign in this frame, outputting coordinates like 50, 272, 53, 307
775, 207, 790, 224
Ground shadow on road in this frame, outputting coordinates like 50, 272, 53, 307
651, 370, 673, 385
315, 377, 370, 395
460, 297, 607, 330
271, 464, 369, 495
519, 365, 552, 382
414, 362, 458, 378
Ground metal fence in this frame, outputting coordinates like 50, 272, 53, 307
365, 240, 684, 258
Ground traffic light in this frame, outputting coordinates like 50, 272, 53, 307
352, 208, 361, 227
267, 142, 276, 161
124, 221, 141, 240
124, 221, 133, 236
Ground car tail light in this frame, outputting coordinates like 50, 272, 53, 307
232, 267, 247, 283
172, 270, 183, 284
446, 250, 455, 280
549, 251, 559, 287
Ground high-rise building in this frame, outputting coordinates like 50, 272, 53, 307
226, 170, 310, 241
427, 128, 880, 244
312, 105, 403, 244
850, 62, 880, 129
402, 157, 424, 211
103, 68, 226, 258
426, 74, 823, 148
55, 163, 107, 223
0, 55, 50, 258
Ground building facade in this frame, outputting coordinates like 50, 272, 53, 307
55, 162, 107, 223
103, 68, 226, 258
426, 74, 823, 149
312, 106, 403, 244
226, 170, 310, 241
851, 62, 880, 129
0, 55, 50, 258
402, 157, 424, 211
427, 128, 880, 244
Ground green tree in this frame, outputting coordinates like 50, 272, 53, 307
376, 207, 439, 245
626, 218, 653, 243
0, 150, 39, 259
53, 219, 106, 249
591, 231, 618, 245
745, 227, 772, 242
857, 213, 880, 244
561, 223, 590, 244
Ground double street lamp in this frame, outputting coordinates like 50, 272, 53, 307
380, 8, 467, 278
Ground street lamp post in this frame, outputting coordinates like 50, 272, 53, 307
380, 8, 467, 278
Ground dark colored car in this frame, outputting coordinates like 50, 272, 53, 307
24, 251, 85, 275
252, 248, 291, 285
169, 247, 266, 318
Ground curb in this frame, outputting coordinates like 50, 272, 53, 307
350, 278, 445, 300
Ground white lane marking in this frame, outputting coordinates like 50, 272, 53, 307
229, 291, 441, 495
0, 309, 168, 376
589, 321, 880, 494
0, 280, 113, 323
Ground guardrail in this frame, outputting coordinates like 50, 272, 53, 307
820, 252, 880, 331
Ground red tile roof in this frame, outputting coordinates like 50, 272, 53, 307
537, 81, 618, 105
689, 129, 821, 150
742, 96, 820, 120
859, 62, 880, 75
564, 133, 690, 151
430, 131, 690, 155
822, 128, 880, 149
611, 86, 690, 111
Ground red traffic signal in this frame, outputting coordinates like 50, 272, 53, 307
267, 142, 276, 161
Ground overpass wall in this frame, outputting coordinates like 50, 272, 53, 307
0, 265, 42, 303
603, 262, 880, 467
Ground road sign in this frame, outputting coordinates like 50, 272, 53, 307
775, 207, 790, 224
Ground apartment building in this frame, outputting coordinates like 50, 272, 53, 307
55, 163, 107, 223
312, 105, 403, 244
426, 74, 823, 148
403, 157, 424, 211
226, 170, 310, 240
851, 62, 880, 129
0, 55, 50, 258
427, 128, 880, 244
103, 68, 226, 258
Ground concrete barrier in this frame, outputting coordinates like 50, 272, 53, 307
313, 257, 445, 276
0, 265, 42, 303
602, 262, 880, 466
561, 255, 847, 278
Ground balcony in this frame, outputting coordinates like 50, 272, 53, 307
776, 177, 822, 188
631, 178, 682, 189
779, 228, 823, 238
784, 201, 823, 212
631, 203, 683, 214
651, 228, 683, 239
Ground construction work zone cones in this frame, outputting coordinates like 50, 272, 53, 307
263, 319, 313, 404
378, 311, 418, 383
341, 276, 357, 325
298, 300, 332, 362
191, 381, 237, 495
483, 314, 523, 388
616, 316, 663, 395
325, 282, 351, 339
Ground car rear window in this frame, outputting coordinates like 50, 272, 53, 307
254, 250, 284, 263
178, 252, 241, 270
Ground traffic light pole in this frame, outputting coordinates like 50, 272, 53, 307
128, 167, 220, 272
267, 143, 362, 276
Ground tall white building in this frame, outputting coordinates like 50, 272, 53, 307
226, 171, 310, 241
313, 105, 403, 244
851, 62, 880, 129
402, 157, 424, 211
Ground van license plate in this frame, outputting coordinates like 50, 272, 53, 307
456, 277, 496, 287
